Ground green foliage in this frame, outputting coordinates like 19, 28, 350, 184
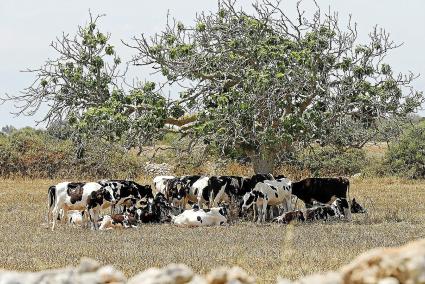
286, 146, 367, 177
130, 0, 423, 170
385, 122, 425, 179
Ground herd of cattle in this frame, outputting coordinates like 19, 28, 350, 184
46, 174, 367, 230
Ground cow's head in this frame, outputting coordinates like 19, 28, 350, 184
102, 186, 116, 204
137, 184, 154, 199
170, 182, 186, 201
351, 198, 367, 213
333, 198, 351, 219
88, 189, 104, 208
242, 192, 256, 210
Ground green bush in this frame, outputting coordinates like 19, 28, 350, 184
385, 122, 425, 179
288, 146, 367, 177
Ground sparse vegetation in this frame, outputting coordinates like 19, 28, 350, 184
0, 127, 144, 179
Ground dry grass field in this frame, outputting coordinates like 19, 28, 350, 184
1, 177, 424, 283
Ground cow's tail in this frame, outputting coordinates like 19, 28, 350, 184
346, 178, 352, 220
48, 185, 56, 209
346, 178, 351, 203
47, 185, 56, 223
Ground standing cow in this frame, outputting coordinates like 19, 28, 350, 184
47, 182, 115, 230
242, 178, 292, 223
292, 177, 350, 207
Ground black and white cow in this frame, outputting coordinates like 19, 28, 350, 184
47, 182, 116, 230
351, 198, 367, 213
241, 174, 275, 193
172, 205, 228, 227
305, 198, 350, 221
292, 177, 350, 208
98, 180, 153, 213
196, 176, 229, 208
153, 176, 175, 195
131, 192, 180, 223
67, 210, 84, 226
242, 178, 292, 223
164, 177, 187, 209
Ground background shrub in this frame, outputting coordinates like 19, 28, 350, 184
385, 122, 425, 179
0, 128, 143, 179
297, 147, 366, 176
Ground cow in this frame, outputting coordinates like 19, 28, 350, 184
196, 176, 229, 208
184, 176, 209, 205
351, 198, 367, 213
164, 177, 186, 209
98, 180, 153, 213
241, 173, 275, 193
98, 212, 140, 230
47, 182, 115, 231
241, 178, 292, 223
172, 205, 228, 227
179, 175, 202, 202
291, 177, 350, 208
67, 210, 85, 226
133, 192, 180, 223
305, 198, 350, 221
153, 176, 175, 195
273, 210, 305, 224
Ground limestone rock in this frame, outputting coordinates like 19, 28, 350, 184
127, 263, 194, 284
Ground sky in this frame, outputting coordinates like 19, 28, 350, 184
1, 0, 424, 128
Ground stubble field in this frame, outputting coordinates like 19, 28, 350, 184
0, 177, 424, 283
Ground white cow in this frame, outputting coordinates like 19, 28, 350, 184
67, 210, 84, 227
153, 176, 175, 195
242, 178, 292, 223
47, 182, 115, 231
172, 206, 227, 227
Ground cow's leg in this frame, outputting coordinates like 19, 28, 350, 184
256, 205, 262, 224
286, 198, 292, 212
197, 195, 203, 209
51, 206, 60, 231
93, 209, 100, 230
260, 204, 266, 223
253, 204, 257, 222
47, 206, 52, 225
61, 208, 68, 224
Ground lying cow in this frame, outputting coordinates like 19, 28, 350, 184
273, 210, 305, 224
98, 213, 139, 230
242, 178, 292, 223
67, 210, 85, 227
305, 198, 350, 221
351, 198, 367, 213
172, 205, 228, 227
292, 177, 350, 208
47, 182, 115, 230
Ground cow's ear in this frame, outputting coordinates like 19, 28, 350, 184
352, 198, 356, 202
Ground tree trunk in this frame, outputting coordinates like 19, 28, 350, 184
251, 146, 275, 174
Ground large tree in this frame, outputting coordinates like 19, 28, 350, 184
127, 0, 423, 172
4, 2, 423, 173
